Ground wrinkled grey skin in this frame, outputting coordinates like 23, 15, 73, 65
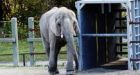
39, 7, 80, 75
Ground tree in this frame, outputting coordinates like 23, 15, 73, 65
0, 0, 2, 21
0, 0, 2, 22
2, 0, 76, 39
0, 0, 3, 35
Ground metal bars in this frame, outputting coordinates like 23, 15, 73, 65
82, 34, 127, 37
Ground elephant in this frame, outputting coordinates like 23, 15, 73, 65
39, 7, 80, 74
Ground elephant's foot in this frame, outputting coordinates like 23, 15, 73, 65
75, 64, 78, 71
48, 66, 59, 75
66, 70, 75, 75
49, 71, 59, 75
55, 69, 59, 74
48, 69, 59, 75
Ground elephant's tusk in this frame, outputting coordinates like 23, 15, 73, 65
61, 34, 63, 38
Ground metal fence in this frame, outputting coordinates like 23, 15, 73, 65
0, 17, 19, 66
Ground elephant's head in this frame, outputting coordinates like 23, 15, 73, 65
50, 7, 80, 38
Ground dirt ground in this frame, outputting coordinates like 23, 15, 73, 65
0, 58, 139, 75
78, 68, 140, 75
0, 67, 48, 75
0, 67, 139, 75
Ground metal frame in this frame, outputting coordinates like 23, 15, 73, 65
76, 0, 128, 4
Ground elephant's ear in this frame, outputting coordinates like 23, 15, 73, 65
73, 19, 80, 36
68, 9, 80, 36
70, 23, 76, 36
50, 17, 61, 36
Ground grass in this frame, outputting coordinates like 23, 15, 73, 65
0, 39, 127, 63
0, 39, 67, 62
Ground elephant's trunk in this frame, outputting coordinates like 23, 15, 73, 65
63, 18, 79, 70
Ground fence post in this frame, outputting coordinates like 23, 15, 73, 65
11, 17, 19, 66
28, 17, 35, 66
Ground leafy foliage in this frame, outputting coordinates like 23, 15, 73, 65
2, 0, 76, 39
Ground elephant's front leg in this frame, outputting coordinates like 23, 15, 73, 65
49, 46, 60, 74
48, 35, 58, 74
67, 47, 74, 72
66, 43, 76, 75
54, 45, 61, 74
66, 35, 78, 74
42, 36, 50, 58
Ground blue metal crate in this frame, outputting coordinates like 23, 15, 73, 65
75, 0, 128, 70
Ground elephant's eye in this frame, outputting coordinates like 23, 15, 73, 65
73, 21, 76, 25
73, 21, 76, 26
